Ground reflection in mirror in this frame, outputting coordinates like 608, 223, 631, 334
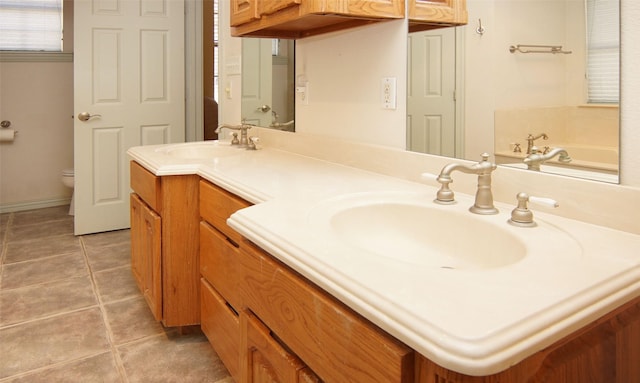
241, 39, 295, 131
407, 0, 620, 183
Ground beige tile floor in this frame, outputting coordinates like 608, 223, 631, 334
0, 206, 233, 382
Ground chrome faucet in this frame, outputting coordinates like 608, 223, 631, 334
524, 147, 572, 171
526, 133, 548, 154
435, 153, 499, 215
215, 123, 253, 148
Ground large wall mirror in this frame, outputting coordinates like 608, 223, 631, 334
407, 0, 620, 183
240, 1, 619, 183
241, 38, 295, 131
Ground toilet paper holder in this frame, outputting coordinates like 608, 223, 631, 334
1, 120, 18, 137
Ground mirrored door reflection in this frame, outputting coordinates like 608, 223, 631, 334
242, 39, 295, 131
406, 0, 620, 184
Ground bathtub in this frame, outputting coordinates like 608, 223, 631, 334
495, 144, 619, 175
502, 162, 619, 183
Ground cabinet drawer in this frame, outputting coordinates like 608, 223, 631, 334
130, 161, 161, 212
241, 309, 309, 382
200, 221, 242, 309
199, 180, 251, 244
201, 278, 240, 381
238, 241, 414, 383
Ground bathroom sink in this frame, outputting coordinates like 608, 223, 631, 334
329, 203, 525, 269
307, 191, 580, 270
155, 141, 242, 159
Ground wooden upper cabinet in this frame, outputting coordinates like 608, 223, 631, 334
230, 0, 404, 39
230, 0, 259, 26
409, 0, 468, 32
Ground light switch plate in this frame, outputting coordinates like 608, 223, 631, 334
381, 77, 397, 109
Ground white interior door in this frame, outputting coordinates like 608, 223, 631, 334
407, 28, 457, 157
241, 39, 273, 127
74, 0, 185, 235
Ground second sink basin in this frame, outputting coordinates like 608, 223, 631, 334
155, 141, 242, 159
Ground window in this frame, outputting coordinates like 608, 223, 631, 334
0, 0, 63, 51
585, 0, 619, 104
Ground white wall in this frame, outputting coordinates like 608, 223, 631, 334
0, 1, 75, 212
0, 61, 74, 210
294, 20, 408, 149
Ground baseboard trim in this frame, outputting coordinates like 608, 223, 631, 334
0, 198, 72, 214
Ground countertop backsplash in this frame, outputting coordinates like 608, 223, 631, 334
249, 127, 640, 235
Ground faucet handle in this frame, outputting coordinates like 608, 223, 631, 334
529, 196, 559, 208
420, 172, 438, 182
512, 143, 522, 153
420, 172, 456, 203
247, 136, 261, 150
508, 192, 558, 227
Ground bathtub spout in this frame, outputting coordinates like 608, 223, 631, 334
524, 147, 572, 171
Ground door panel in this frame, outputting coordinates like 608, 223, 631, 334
92, 127, 123, 204
74, 0, 185, 235
407, 28, 457, 157
241, 38, 273, 127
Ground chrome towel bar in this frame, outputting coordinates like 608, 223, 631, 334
509, 44, 572, 54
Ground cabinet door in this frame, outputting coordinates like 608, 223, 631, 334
258, 0, 300, 16
409, 0, 467, 25
231, 0, 259, 26
241, 310, 314, 383
130, 193, 162, 321
130, 194, 145, 291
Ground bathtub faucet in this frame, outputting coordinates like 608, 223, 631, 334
435, 153, 499, 215
524, 147, 572, 171
526, 133, 549, 154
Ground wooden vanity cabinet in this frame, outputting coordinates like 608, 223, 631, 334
199, 180, 251, 382
129, 161, 201, 327
197, 178, 640, 382
415, 296, 640, 383
230, 0, 404, 39
199, 180, 412, 382
408, 0, 468, 33
237, 239, 414, 383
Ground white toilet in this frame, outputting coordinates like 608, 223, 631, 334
62, 168, 75, 215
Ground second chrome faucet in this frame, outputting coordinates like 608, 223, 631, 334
435, 153, 499, 215
215, 123, 253, 148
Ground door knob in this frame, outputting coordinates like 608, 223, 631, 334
78, 112, 102, 121
256, 105, 271, 113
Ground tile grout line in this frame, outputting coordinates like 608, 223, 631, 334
0, 351, 113, 383
0, 304, 101, 331
78, 235, 131, 383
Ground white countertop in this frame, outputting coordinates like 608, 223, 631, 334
128, 141, 640, 376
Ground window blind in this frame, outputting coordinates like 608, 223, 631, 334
586, 0, 619, 104
0, 0, 63, 51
